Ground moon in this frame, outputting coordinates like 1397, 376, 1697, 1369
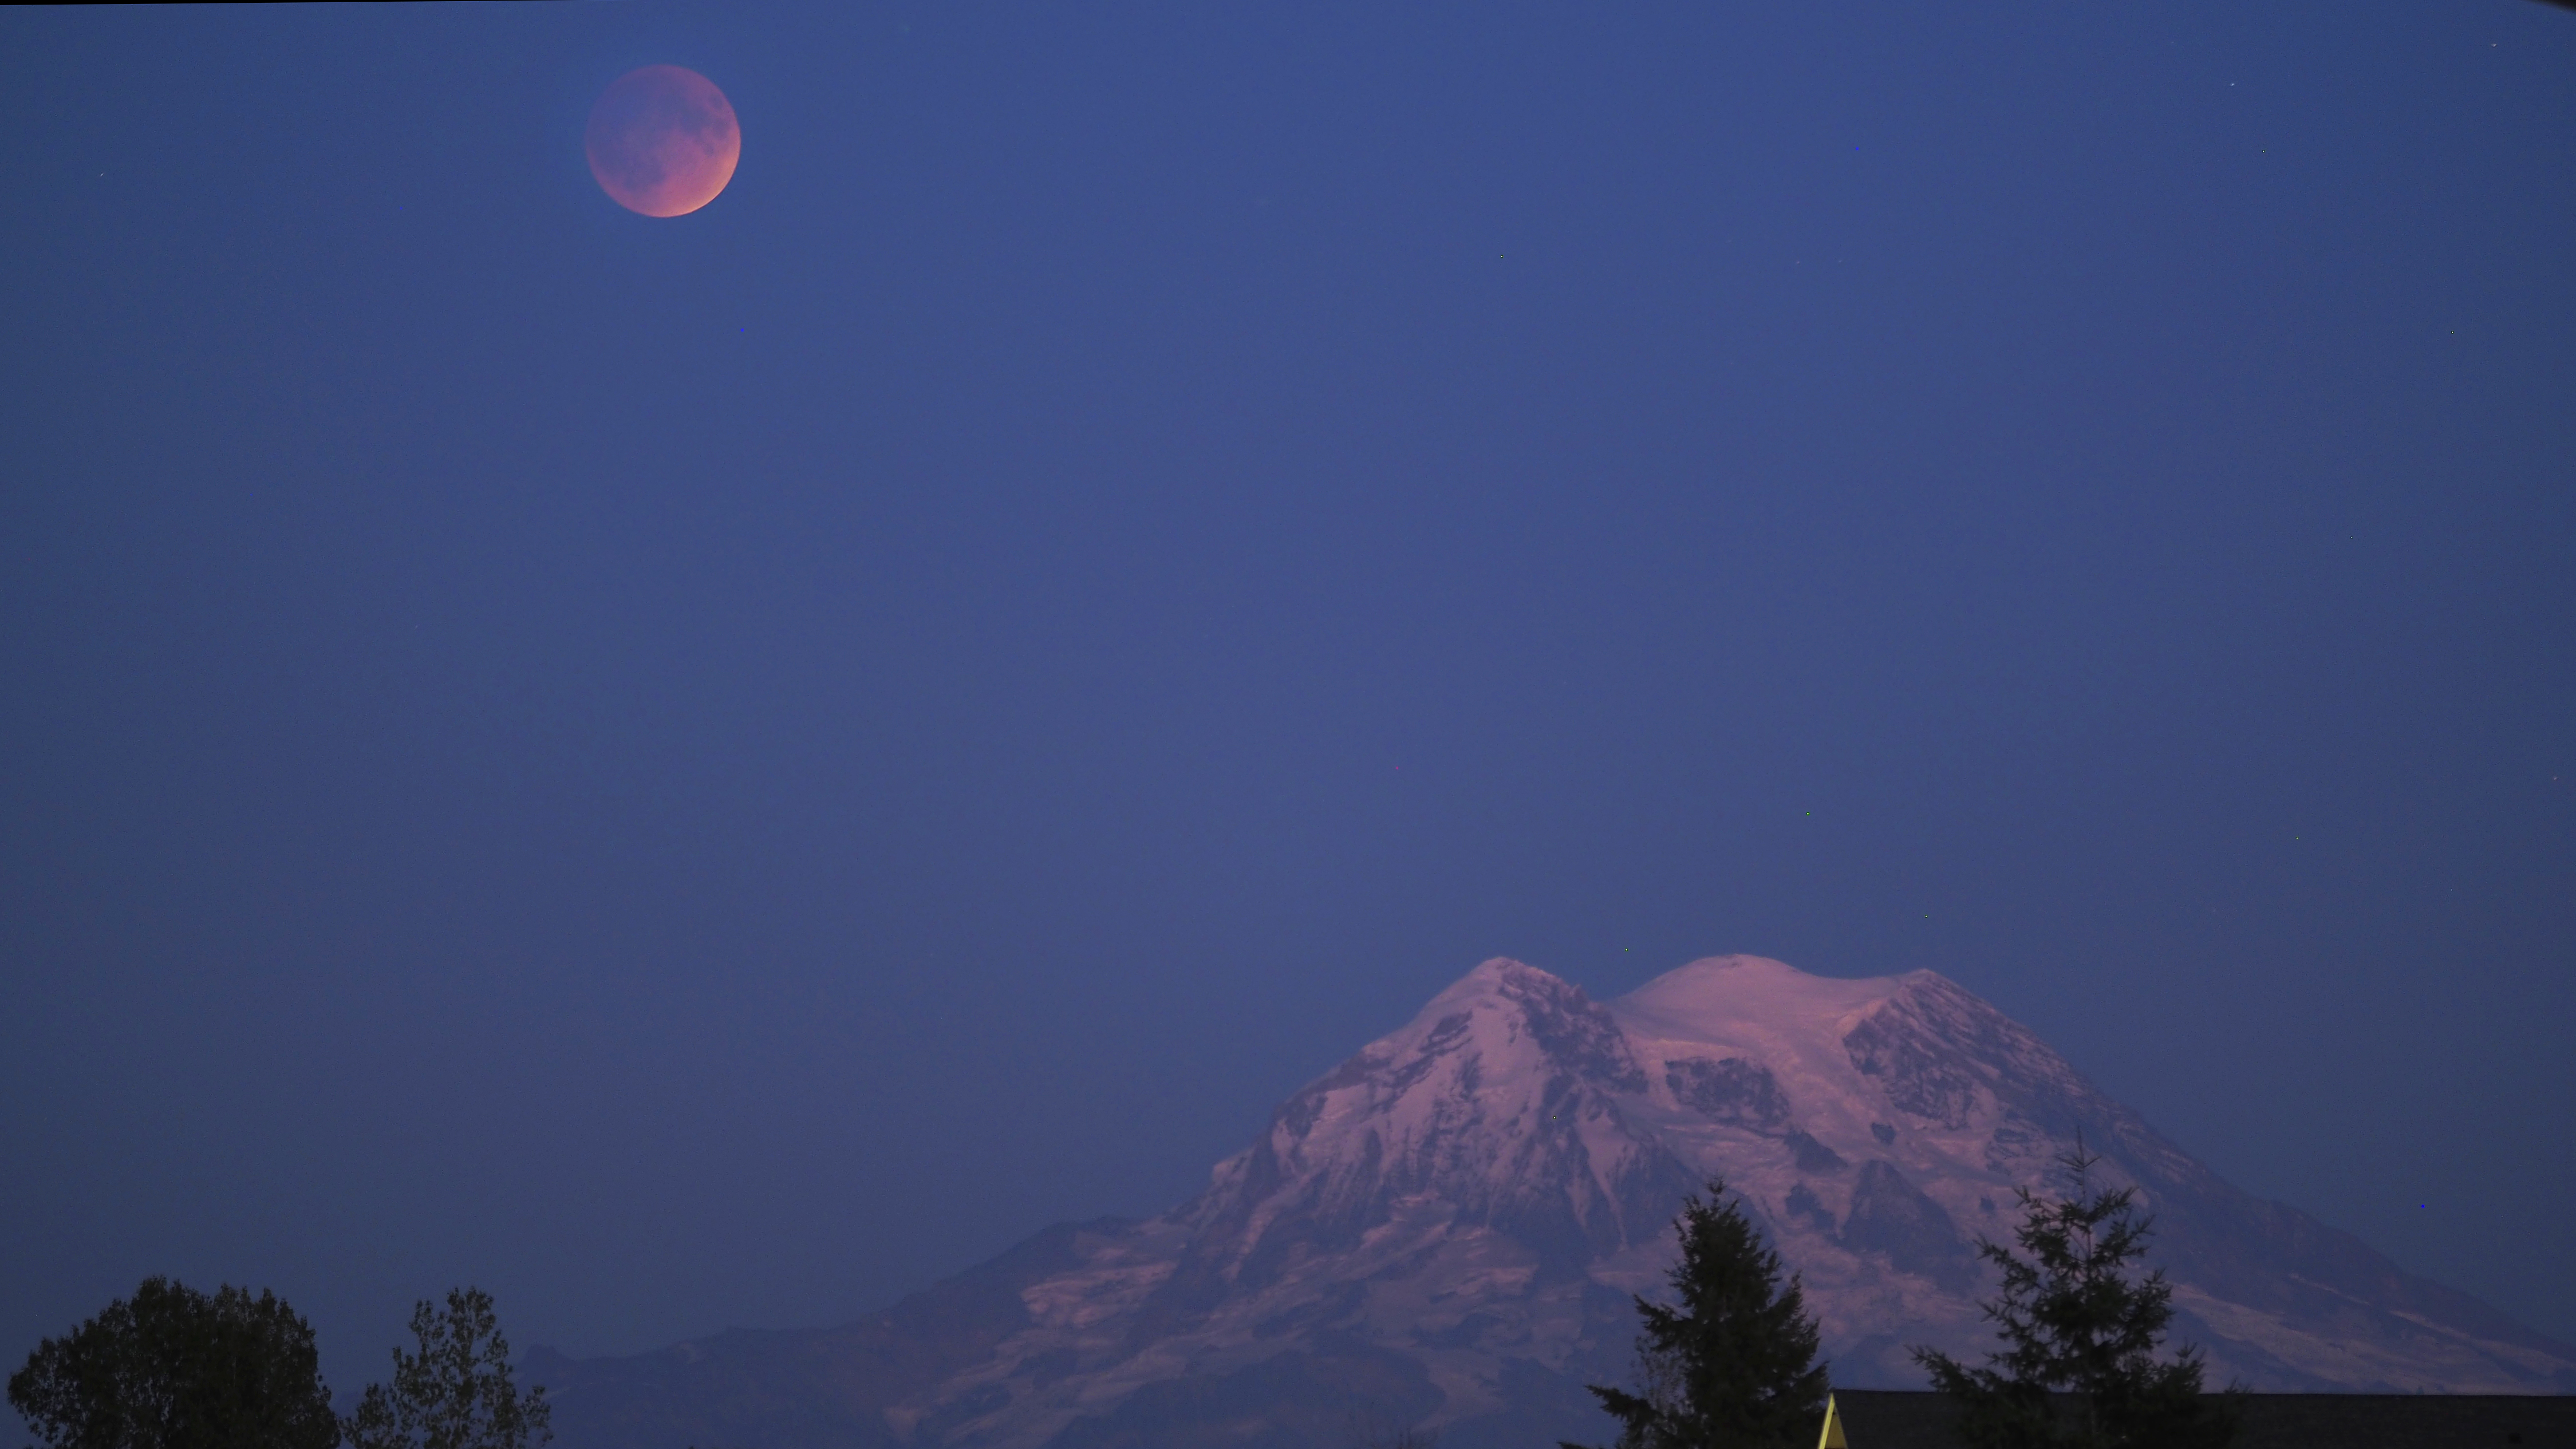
585, 66, 740, 218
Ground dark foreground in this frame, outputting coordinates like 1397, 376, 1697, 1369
1832, 1391, 2575, 1448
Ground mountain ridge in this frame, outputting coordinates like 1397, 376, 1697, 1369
530, 956, 2575, 1449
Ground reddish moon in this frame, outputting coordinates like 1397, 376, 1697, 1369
585, 65, 740, 218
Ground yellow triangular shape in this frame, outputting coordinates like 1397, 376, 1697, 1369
1815, 1391, 1848, 1449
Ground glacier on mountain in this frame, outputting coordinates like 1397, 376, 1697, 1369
531, 956, 2576, 1449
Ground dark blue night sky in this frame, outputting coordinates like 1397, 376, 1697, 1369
3, 0, 2570, 1404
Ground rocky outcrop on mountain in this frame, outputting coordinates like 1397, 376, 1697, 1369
534, 957, 2576, 1449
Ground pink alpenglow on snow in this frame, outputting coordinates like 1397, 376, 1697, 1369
530, 956, 2576, 1449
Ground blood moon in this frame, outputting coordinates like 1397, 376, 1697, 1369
586, 65, 740, 218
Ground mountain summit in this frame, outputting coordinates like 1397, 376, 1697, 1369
533, 957, 2576, 1449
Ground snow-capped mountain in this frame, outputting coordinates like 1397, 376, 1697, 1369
531, 957, 2576, 1449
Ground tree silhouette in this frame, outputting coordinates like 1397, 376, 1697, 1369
1911, 1139, 2236, 1448
1567, 1179, 1828, 1449
6, 1277, 338, 1449
344, 1287, 551, 1449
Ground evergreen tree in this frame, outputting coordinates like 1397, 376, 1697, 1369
1565, 1179, 1829, 1449
1911, 1139, 2237, 1449
6, 1277, 339, 1449
344, 1288, 551, 1449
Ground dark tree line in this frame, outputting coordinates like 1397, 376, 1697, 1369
9, 1280, 549, 1449
22, 1147, 2234, 1449
1569, 1146, 2235, 1449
